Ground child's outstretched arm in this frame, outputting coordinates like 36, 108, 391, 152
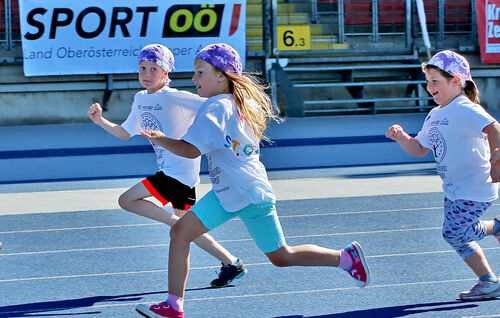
88, 103, 130, 140
141, 129, 201, 159
386, 124, 429, 157
483, 121, 500, 182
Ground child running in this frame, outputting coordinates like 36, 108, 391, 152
386, 50, 500, 300
136, 43, 371, 318
87, 44, 247, 288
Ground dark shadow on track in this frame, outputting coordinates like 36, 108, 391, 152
0, 291, 167, 317
0, 285, 234, 317
273, 300, 482, 318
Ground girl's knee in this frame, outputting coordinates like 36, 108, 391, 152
118, 193, 131, 210
268, 256, 290, 267
266, 248, 293, 267
170, 222, 186, 240
173, 208, 187, 218
170, 220, 197, 243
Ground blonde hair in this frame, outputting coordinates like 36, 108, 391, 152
422, 64, 480, 104
223, 71, 281, 142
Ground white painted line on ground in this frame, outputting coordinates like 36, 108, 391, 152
278, 206, 442, 218
0, 223, 158, 234
0, 174, 443, 215
2, 248, 498, 282
0, 277, 483, 316
0, 226, 445, 256
0, 205, 442, 235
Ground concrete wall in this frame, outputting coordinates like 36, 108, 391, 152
0, 58, 265, 126
0, 113, 436, 184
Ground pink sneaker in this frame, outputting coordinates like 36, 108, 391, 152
136, 301, 183, 318
343, 241, 371, 287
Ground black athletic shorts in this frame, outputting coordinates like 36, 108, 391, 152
142, 171, 196, 210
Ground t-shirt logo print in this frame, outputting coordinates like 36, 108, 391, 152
141, 112, 163, 131
141, 112, 164, 165
429, 127, 446, 163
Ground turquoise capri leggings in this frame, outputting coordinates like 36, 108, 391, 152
190, 190, 286, 253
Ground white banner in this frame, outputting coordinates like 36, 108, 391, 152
19, 0, 246, 76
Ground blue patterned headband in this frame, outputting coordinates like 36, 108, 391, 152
138, 44, 175, 85
195, 43, 242, 76
426, 50, 478, 93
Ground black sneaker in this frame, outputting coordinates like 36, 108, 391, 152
211, 259, 248, 288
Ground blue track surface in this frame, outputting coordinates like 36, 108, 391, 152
1, 172, 499, 318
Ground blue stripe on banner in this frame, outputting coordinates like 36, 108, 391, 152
0, 135, 395, 160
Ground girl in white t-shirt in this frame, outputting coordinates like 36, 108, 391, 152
138, 43, 371, 318
88, 44, 247, 289
386, 50, 500, 300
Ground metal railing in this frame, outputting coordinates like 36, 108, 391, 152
0, 0, 20, 50
272, 0, 414, 57
307, 0, 477, 53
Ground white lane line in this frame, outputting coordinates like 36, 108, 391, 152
0, 174, 444, 215
0, 222, 158, 234
370, 246, 499, 258
0, 226, 444, 256
3, 248, 499, 282
0, 205, 442, 235
0, 277, 482, 316
278, 206, 442, 218
285, 226, 441, 239
0, 244, 170, 256
0, 263, 270, 283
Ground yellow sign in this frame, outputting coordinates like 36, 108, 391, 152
277, 25, 311, 50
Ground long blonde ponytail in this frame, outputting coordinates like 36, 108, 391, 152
225, 72, 281, 142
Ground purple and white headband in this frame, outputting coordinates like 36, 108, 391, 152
426, 50, 478, 93
138, 44, 175, 85
195, 43, 242, 76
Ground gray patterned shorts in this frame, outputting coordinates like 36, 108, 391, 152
442, 198, 492, 259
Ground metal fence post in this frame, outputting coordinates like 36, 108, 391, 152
338, 0, 345, 43
438, 0, 445, 41
270, 0, 279, 110
311, 0, 318, 24
406, 0, 412, 50
5, 0, 13, 50
471, 0, 477, 41
372, 0, 379, 43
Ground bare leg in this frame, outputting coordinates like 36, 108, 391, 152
119, 182, 235, 264
463, 221, 495, 278
172, 207, 235, 265
464, 248, 494, 277
168, 211, 210, 298
265, 244, 341, 267
484, 220, 495, 236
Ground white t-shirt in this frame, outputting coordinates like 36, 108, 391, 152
415, 95, 498, 202
121, 86, 206, 188
182, 94, 275, 212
